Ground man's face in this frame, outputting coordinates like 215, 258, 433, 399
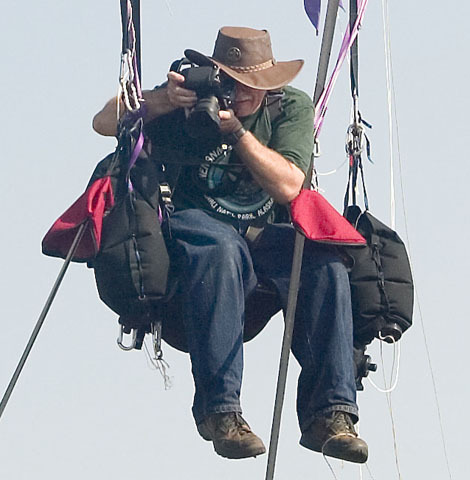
233, 83, 267, 118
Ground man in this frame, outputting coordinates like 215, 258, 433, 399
93, 26, 368, 463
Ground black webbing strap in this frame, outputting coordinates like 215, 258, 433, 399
344, 150, 370, 212
265, 3, 340, 479
343, 0, 372, 213
349, 0, 359, 98
120, 0, 141, 79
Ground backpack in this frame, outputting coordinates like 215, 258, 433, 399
87, 144, 172, 318
42, 116, 172, 325
344, 205, 414, 346
342, 137, 414, 346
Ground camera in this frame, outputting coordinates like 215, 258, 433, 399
170, 56, 236, 139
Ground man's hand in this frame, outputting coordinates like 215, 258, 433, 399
166, 72, 197, 109
218, 109, 243, 134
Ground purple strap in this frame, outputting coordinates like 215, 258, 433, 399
123, 0, 144, 190
314, 0, 369, 134
126, 129, 144, 191
129, 130, 144, 170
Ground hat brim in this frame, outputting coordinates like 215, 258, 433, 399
184, 49, 304, 90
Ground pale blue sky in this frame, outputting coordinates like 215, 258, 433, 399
1, 1, 468, 479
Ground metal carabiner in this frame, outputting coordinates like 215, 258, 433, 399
117, 324, 137, 351
345, 122, 364, 157
151, 321, 163, 360
119, 50, 141, 113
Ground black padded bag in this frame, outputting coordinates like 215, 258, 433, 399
344, 205, 414, 346
88, 144, 171, 317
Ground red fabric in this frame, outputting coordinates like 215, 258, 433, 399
42, 176, 115, 261
290, 189, 366, 246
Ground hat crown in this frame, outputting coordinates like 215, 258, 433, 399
212, 26, 274, 68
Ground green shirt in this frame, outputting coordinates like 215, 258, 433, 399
145, 85, 314, 228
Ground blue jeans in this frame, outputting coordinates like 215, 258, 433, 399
164, 209, 358, 432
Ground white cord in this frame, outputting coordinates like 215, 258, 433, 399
323, 454, 341, 480
143, 340, 173, 390
381, 0, 396, 230
379, 1, 454, 478
367, 337, 401, 394
162, 0, 174, 15
367, 335, 402, 478
365, 463, 376, 480
316, 158, 349, 176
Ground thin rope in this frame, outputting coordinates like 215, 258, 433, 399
323, 453, 341, 480
370, 338, 403, 479
384, 387, 402, 479
357, 422, 364, 480
379, 0, 454, 477
365, 463, 376, 480
383, 340, 402, 480
365, 336, 402, 478
316, 158, 349, 176
367, 338, 401, 394
381, 343, 403, 480
143, 340, 173, 390
400, 262, 455, 478
381, 0, 395, 229
161, 0, 174, 15
391, 50, 455, 480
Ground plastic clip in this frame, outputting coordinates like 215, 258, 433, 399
159, 183, 172, 205
313, 138, 321, 158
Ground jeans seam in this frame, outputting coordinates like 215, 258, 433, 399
196, 405, 243, 424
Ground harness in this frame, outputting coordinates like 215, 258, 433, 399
114, 89, 286, 348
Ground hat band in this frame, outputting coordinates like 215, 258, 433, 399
227, 59, 275, 73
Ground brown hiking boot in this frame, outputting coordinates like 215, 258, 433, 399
300, 411, 368, 464
197, 412, 266, 459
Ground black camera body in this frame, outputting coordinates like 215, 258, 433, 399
170, 56, 236, 139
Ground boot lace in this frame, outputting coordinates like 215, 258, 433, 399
330, 411, 357, 436
222, 412, 252, 436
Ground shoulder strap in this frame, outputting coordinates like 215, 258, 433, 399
265, 90, 285, 123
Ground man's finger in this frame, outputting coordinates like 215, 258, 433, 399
167, 71, 186, 84
175, 86, 197, 99
218, 110, 232, 120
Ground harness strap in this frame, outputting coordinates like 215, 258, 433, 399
343, 0, 373, 213
350, 0, 359, 98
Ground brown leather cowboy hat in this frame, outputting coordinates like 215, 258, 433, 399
185, 26, 304, 91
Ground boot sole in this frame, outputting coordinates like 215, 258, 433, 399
300, 435, 368, 464
213, 442, 267, 460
